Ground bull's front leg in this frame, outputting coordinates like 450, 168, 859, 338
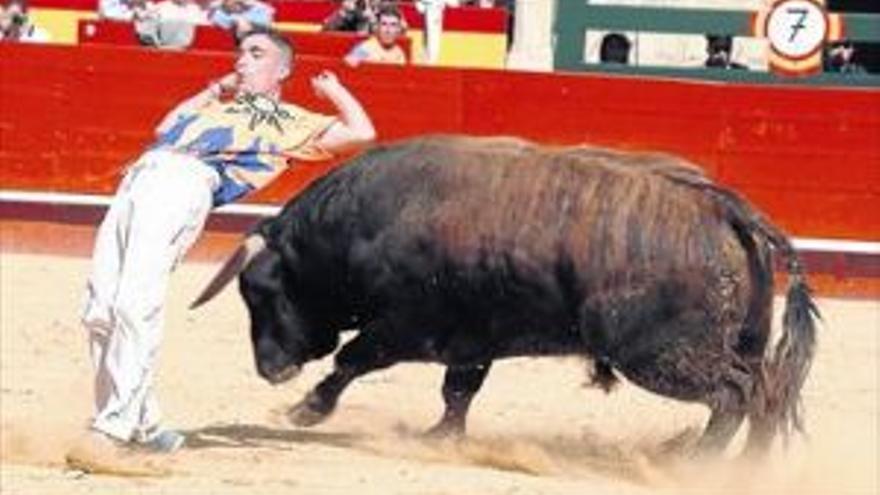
287, 322, 402, 427
425, 362, 492, 438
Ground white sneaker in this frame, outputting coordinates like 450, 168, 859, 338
139, 429, 185, 454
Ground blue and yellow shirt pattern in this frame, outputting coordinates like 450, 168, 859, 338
153, 93, 336, 206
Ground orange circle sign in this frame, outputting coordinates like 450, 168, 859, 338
753, 0, 843, 76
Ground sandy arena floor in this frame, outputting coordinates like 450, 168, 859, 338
1, 252, 878, 494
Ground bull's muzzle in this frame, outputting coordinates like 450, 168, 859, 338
263, 363, 302, 385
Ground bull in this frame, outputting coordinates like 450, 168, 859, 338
192, 135, 818, 455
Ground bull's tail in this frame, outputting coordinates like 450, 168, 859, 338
190, 233, 267, 309
765, 260, 819, 441
664, 170, 820, 450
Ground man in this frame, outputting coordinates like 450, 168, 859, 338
344, 5, 406, 67
208, 0, 273, 40
98, 0, 155, 22
704, 34, 748, 70
66, 27, 375, 470
598, 32, 630, 65
0, 0, 50, 42
136, 0, 208, 49
322, 0, 371, 33
823, 39, 866, 74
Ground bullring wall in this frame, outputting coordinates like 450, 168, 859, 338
2, 43, 877, 239
1, 43, 877, 296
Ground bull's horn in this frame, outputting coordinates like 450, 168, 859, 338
190, 234, 267, 309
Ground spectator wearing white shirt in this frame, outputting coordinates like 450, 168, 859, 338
154, 0, 208, 25
208, 0, 273, 41
1, 0, 50, 42
99, 0, 156, 22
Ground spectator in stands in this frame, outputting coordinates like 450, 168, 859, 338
0, 0, 50, 42
461, 0, 495, 6
344, 4, 406, 66
599, 32, 630, 65
704, 35, 747, 70
99, 0, 157, 22
136, 0, 208, 48
823, 39, 866, 74
322, 0, 371, 33
208, 0, 273, 41
415, 0, 459, 64
154, 0, 208, 25
65, 28, 375, 471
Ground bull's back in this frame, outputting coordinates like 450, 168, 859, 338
348, 137, 739, 275
291, 135, 748, 307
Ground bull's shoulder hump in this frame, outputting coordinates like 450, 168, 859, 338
377, 134, 538, 158
553, 145, 706, 178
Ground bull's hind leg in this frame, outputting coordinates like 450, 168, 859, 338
614, 321, 754, 457
425, 363, 492, 438
694, 375, 750, 454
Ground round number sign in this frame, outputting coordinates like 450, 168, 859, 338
765, 0, 828, 61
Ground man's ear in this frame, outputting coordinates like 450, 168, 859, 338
278, 65, 291, 81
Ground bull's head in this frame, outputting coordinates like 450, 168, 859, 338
191, 234, 338, 384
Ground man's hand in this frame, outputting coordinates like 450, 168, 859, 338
310, 70, 375, 154
311, 71, 344, 100
209, 73, 240, 98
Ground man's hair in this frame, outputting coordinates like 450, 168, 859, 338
376, 3, 402, 22
238, 27, 295, 68
706, 34, 733, 55
599, 33, 631, 64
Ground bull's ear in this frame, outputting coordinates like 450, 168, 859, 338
190, 234, 267, 309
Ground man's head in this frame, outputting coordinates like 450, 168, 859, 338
706, 35, 733, 57
599, 33, 630, 64
235, 28, 294, 97
827, 40, 855, 66
705, 34, 734, 67
221, 0, 250, 13
0, 0, 28, 36
374, 5, 403, 48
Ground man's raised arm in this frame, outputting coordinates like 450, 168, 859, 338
310, 70, 376, 154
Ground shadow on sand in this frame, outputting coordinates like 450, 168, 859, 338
183, 423, 365, 451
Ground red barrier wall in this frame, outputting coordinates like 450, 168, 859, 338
1, 43, 878, 240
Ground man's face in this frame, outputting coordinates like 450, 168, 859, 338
375, 14, 402, 47
830, 44, 854, 64
0, 1, 25, 32
235, 34, 290, 96
222, 0, 245, 13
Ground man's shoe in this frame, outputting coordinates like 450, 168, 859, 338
65, 430, 168, 476
139, 429, 185, 454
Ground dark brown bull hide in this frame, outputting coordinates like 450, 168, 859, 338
193, 135, 818, 456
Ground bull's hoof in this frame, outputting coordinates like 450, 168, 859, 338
423, 420, 465, 440
287, 395, 332, 427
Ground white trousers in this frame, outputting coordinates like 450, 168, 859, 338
82, 150, 219, 442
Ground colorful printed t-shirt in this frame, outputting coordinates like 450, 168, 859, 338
153, 93, 336, 206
